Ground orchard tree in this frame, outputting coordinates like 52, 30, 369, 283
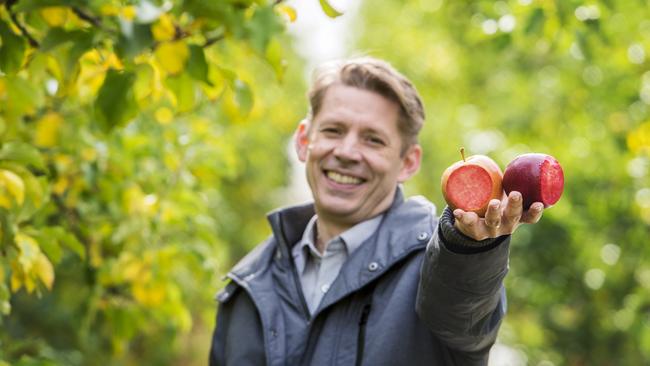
0, 0, 341, 364
353, 0, 650, 364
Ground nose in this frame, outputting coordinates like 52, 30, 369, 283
333, 135, 361, 163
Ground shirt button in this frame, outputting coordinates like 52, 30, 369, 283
321, 284, 330, 293
368, 262, 379, 271
417, 232, 429, 241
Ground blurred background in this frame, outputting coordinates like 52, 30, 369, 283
0, 0, 649, 365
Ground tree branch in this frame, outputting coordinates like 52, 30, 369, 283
6, 2, 39, 47
203, 34, 225, 48
71, 6, 102, 28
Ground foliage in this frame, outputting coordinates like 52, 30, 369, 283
354, 0, 650, 364
4, 0, 648, 364
0, 0, 319, 364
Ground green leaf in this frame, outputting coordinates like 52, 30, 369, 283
575, 31, 592, 61
0, 20, 27, 75
165, 73, 196, 113
319, 0, 343, 18
12, 0, 79, 12
0, 208, 14, 252
525, 8, 545, 35
233, 79, 253, 115
94, 69, 137, 132
265, 37, 285, 81
4, 76, 42, 122
187, 45, 212, 85
42, 29, 93, 85
31, 229, 63, 264
44, 226, 85, 260
116, 23, 153, 60
0, 142, 45, 170
247, 6, 284, 53
41, 28, 86, 52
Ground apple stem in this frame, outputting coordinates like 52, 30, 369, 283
460, 147, 466, 162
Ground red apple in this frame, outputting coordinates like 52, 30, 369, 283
502, 153, 564, 209
441, 148, 504, 217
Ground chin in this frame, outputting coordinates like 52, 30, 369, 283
314, 200, 358, 218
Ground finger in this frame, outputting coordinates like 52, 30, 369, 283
502, 191, 523, 228
453, 209, 482, 238
454, 209, 479, 227
484, 199, 502, 236
522, 202, 544, 223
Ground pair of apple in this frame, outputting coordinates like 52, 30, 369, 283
441, 148, 564, 217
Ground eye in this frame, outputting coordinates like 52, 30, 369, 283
367, 135, 386, 146
320, 127, 341, 135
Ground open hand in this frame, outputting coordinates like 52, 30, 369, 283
453, 191, 544, 241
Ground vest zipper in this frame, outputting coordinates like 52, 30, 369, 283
356, 303, 372, 366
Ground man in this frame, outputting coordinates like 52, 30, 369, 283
209, 57, 544, 365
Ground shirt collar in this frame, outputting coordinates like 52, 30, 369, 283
291, 214, 384, 273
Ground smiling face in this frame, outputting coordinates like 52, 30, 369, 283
296, 84, 421, 230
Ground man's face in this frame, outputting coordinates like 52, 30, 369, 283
296, 84, 421, 226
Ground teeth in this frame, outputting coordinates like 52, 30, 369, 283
327, 171, 363, 185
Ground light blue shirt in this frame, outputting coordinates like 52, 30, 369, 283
291, 214, 384, 314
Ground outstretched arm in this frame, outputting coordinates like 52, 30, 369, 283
416, 191, 544, 354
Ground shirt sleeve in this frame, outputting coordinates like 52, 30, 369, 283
415, 206, 510, 354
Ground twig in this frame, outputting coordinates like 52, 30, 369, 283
203, 34, 225, 48
71, 6, 102, 28
6, 2, 39, 47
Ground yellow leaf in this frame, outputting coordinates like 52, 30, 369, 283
0, 78, 6, 99
53, 153, 74, 172
132, 280, 165, 306
160, 204, 177, 223
40, 7, 70, 27
100, 4, 120, 16
81, 147, 97, 161
102, 52, 124, 70
34, 253, 55, 290
9, 233, 49, 294
155, 107, 174, 125
10, 265, 23, 292
34, 112, 64, 147
24, 275, 36, 294
628, 121, 650, 155
81, 49, 102, 64
133, 63, 155, 106
121, 260, 142, 282
152, 14, 176, 42
15, 233, 40, 273
122, 185, 157, 217
0, 195, 11, 209
52, 176, 69, 195
163, 151, 180, 171
0, 169, 25, 206
276, 4, 297, 22
190, 116, 210, 134
121, 6, 137, 21
155, 41, 189, 75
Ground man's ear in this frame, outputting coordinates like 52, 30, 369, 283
397, 144, 422, 183
294, 119, 310, 162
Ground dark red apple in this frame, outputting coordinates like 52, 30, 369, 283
502, 153, 564, 209
441, 148, 504, 217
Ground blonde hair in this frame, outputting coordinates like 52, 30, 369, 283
307, 57, 425, 153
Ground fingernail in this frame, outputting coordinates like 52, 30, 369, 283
512, 193, 521, 202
